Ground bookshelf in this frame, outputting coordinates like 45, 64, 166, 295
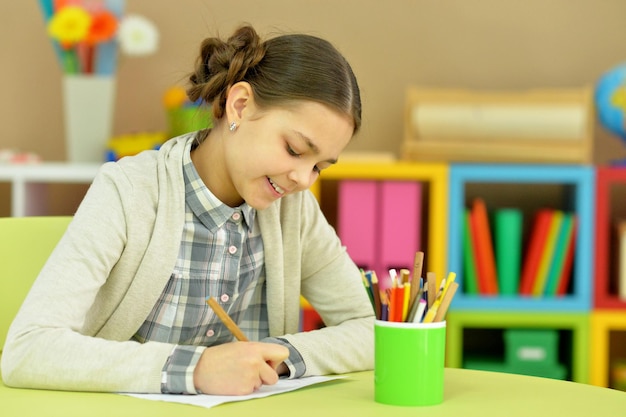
311, 161, 449, 280
308, 161, 599, 383
301, 160, 448, 332
447, 164, 594, 311
443, 164, 595, 384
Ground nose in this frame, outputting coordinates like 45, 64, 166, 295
287, 164, 316, 190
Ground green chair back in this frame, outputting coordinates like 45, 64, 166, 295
0, 216, 72, 351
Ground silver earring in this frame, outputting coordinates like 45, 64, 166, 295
229, 122, 237, 132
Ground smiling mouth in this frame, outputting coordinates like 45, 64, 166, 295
268, 177, 285, 195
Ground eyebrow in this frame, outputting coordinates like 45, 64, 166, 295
294, 131, 338, 165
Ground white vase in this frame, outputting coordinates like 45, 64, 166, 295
62, 75, 116, 163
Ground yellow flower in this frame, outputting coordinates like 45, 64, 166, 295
47, 6, 92, 45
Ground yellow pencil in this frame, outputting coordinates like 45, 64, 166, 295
402, 282, 411, 321
422, 301, 439, 323
433, 282, 459, 322
437, 272, 457, 303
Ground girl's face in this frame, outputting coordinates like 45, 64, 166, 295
223, 100, 354, 210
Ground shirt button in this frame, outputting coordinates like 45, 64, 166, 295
228, 245, 237, 254
220, 293, 230, 303
206, 329, 215, 337
232, 212, 241, 221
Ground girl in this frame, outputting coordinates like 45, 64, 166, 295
2, 24, 374, 395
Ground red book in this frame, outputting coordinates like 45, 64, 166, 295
469, 198, 498, 295
519, 209, 554, 295
556, 217, 578, 296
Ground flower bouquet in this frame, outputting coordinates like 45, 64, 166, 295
39, 0, 158, 75
38, 0, 158, 162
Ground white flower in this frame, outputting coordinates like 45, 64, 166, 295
117, 14, 159, 56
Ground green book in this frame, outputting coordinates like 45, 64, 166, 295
462, 209, 479, 295
494, 208, 523, 296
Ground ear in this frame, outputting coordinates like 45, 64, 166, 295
224, 81, 255, 125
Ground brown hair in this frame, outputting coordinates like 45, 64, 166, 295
187, 25, 361, 134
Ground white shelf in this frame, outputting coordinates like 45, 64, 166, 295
0, 163, 101, 216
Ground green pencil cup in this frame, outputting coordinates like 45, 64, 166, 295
374, 320, 446, 406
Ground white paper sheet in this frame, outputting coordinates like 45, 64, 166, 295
123, 375, 342, 409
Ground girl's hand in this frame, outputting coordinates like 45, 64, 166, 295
193, 342, 289, 395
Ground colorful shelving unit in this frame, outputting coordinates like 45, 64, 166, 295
303, 161, 617, 386
447, 311, 590, 383
311, 161, 449, 280
448, 164, 595, 311
301, 161, 448, 332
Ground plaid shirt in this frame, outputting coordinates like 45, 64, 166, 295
133, 139, 304, 394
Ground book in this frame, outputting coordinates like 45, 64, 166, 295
519, 209, 554, 296
532, 210, 564, 296
462, 209, 479, 295
544, 212, 575, 296
469, 198, 498, 295
494, 208, 523, 296
337, 181, 378, 271
379, 181, 422, 272
555, 216, 578, 296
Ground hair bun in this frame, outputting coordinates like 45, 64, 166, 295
187, 25, 265, 118
224, 25, 266, 86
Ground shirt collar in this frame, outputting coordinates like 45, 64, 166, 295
182, 137, 256, 232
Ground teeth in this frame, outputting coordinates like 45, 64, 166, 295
269, 178, 285, 195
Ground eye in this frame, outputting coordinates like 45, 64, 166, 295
286, 144, 300, 157
313, 165, 321, 174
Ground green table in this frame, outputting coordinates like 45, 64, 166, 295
2, 368, 625, 416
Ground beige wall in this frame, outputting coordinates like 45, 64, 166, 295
2, 0, 626, 163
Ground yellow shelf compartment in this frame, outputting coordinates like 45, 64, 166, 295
310, 160, 449, 280
446, 310, 589, 383
590, 310, 626, 388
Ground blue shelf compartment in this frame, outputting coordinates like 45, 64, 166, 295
447, 163, 595, 312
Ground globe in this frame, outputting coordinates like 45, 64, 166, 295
595, 62, 626, 142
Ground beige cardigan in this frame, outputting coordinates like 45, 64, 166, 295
1, 136, 374, 393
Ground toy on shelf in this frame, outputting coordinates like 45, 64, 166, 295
163, 86, 213, 138
105, 132, 165, 162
